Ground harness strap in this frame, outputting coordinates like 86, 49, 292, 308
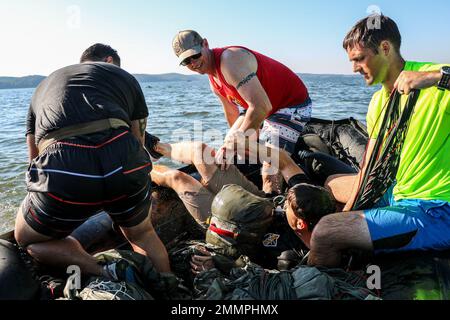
38, 118, 130, 155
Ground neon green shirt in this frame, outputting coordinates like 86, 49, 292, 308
367, 61, 450, 202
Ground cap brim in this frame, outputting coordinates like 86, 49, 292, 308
178, 46, 202, 65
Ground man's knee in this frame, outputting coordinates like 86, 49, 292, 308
121, 215, 155, 243
311, 212, 372, 252
310, 213, 356, 249
278, 150, 292, 169
310, 215, 338, 248
14, 206, 37, 248
165, 170, 191, 188
25, 243, 45, 261
191, 142, 214, 161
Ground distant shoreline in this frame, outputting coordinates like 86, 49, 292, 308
0, 72, 358, 90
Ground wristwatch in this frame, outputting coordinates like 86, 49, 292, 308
437, 66, 450, 91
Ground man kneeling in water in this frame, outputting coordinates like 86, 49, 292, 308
147, 135, 336, 271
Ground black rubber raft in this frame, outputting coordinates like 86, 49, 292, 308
1, 118, 449, 300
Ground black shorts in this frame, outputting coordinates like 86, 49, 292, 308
22, 129, 153, 238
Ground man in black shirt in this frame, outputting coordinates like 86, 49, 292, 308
15, 44, 171, 277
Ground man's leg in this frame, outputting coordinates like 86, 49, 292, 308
152, 140, 263, 219
307, 211, 373, 267
262, 162, 284, 195
325, 174, 359, 204
232, 137, 303, 184
155, 141, 218, 183
151, 165, 214, 223
14, 205, 104, 276
120, 214, 171, 273
259, 104, 311, 195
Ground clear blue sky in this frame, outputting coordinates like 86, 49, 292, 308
1, 0, 449, 76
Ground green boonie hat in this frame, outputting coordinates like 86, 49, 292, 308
172, 30, 203, 65
206, 185, 274, 258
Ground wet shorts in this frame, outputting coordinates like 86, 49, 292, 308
259, 98, 312, 155
364, 187, 450, 254
177, 164, 264, 224
22, 129, 153, 238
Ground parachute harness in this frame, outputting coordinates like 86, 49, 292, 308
353, 90, 420, 210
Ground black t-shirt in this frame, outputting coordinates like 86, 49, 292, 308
26, 62, 148, 144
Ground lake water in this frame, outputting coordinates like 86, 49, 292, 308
0, 74, 379, 234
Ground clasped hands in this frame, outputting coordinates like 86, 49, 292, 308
215, 131, 253, 171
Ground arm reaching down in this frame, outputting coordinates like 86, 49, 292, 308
220, 48, 272, 133
131, 118, 147, 147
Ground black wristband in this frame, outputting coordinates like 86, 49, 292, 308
437, 67, 450, 91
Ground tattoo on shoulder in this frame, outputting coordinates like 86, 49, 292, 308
139, 118, 147, 137
239, 48, 251, 56
236, 72, 257, 90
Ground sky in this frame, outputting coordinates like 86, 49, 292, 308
0, 0, 449, 77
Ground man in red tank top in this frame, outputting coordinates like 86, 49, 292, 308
172, 30, 312, 195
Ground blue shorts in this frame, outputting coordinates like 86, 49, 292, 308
364, 187, 450, 254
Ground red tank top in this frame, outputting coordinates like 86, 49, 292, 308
209, 46, 309, 116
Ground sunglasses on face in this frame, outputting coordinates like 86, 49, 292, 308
181, 53, 202, 66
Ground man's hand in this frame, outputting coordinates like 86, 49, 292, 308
223, 130, 247, 151
220, 130, 254, 170
190, 247, 215, 275
214, 145, 235, 171
395, 71, 441, 95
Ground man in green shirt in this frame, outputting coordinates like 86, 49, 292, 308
308, 15, 450, 267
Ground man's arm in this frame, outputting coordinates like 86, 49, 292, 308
27, 134, 39, 163
131, 118, 147, 146
212, 87, 241, 128
221, 48, 272, 133
26, 105, 38, 163
225, 134, 304, 182
395, 70, 445, 94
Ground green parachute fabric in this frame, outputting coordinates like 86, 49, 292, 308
62, 249, 191, 300
193, 256, 378, 300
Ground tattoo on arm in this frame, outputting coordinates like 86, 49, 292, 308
139, 118, 147, 137
237, 72, 257, 90
239, 48, 252, 56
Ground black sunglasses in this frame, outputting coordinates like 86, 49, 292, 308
181, 53, 202, 66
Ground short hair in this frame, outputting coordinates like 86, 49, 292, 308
287, 184, 336, 231
343, 15, 402, 54
80, 43, 121, 66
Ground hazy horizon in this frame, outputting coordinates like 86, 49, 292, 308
0, 71, 364, 78
1, 0, 449, 78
